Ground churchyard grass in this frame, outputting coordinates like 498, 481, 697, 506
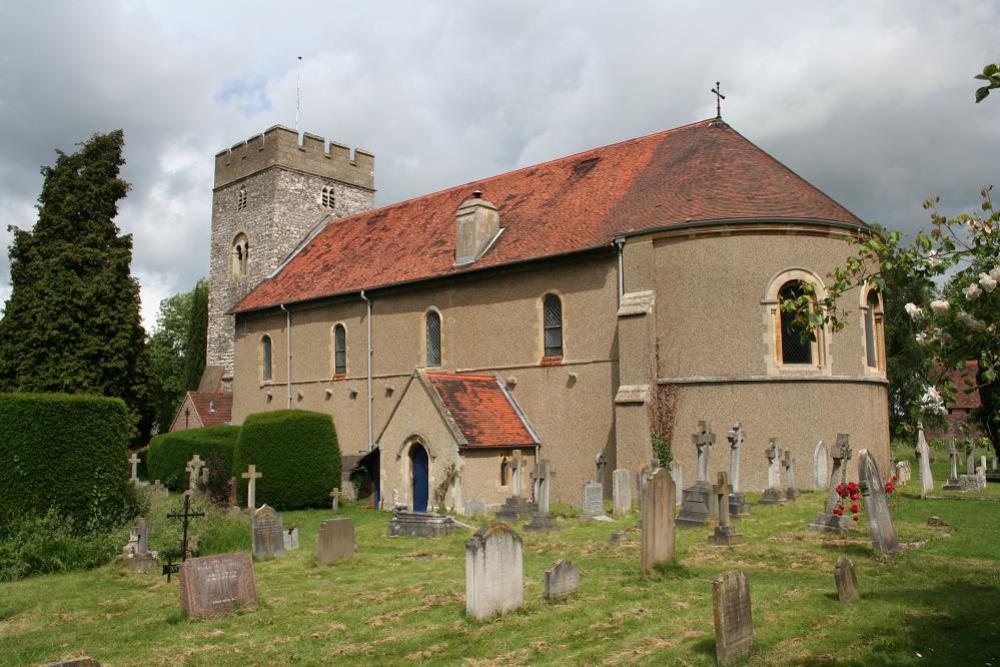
2, 479, 998, 665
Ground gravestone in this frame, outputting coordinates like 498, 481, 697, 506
677, 422, 718, 527
637, 459, 660, 498
813, 441, 829, 491
152, 479, 167, 497
942, 440, 962, 490
640, 468, 676, 574
121, 517, 158, 573
387, 510, 456, 537
834, 556, 860, 603
128, 452, 140, 484
496, 451, 536, 521
581, 481, 605, 518
807, 434, 852, 533
965, 442, 976, 475
228, 477, 237, 507
465, 499, 486, 518
330, 487, 341, 512
185, 454, 204, 493
251, 505, 285, 559
895, 460, 911, 485
858, 449, 900, 556
315, 518, 356, 564
783, 450, 798, 500
760, 438, 785, 505
915, 424, 934, 498
465, 524, 523, 619
612, 468, 632, 514
178, 552, 258, 619
283, 527, 299, 550
993, 456, 998, 472
595, 450, 607, 485
708, 472, 742, 546
712, 571, 753, 665
725, 423, 751, 518
959, 469, 986, 492
524, 460, 559, 532
669, 461, 683, 505
242, 464, 263, 510
544, 558, 580, 600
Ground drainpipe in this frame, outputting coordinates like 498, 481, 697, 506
614, 237, 625, 305
279, 304, 292, 408
360, 290, 374, 452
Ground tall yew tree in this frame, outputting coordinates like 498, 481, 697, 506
0, 130, 154, 442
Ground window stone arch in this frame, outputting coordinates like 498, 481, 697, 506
762, 268, 830, 375
231, 232, 250, 279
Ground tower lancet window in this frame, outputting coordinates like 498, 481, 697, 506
230, 233, 250, 278
321, 186, 336, 209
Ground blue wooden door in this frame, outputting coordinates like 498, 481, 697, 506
410, 444, 429, 513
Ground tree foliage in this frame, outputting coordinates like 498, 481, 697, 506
0, 130, 154, 442
975, 63, 1000, 103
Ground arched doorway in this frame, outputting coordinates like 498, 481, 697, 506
409, 443, 429, 512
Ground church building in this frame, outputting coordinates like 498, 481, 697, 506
203, 116, 889, 513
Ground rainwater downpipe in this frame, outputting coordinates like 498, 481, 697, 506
360, 290, 374, 452
280, 304, 292, 408
614, 236, 625, 305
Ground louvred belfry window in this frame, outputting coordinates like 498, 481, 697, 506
543, 294, 563, 358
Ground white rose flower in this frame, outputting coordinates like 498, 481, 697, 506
921, 386, 947, 415
915, 332, 929, 345
930, 299, 950, 314
958, 311, 987, 331
979, 272, 997, 293
963, 284, 983, 300
904, 302, 923, 319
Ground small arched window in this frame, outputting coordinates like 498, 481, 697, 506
500, 456, 510, 486
333, 324, 347, 375
231, 233, 249, 278
237, 187, 247, 210
864, 287, 883, 369
543, 294, 563, 358
261, 335, 273, 382
426, 310, 442, 367
778, 282, 813, 364
321, 186, 335, 209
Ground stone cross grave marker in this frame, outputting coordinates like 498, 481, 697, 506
152, 479, 166, 497
641, 468, 676, 574
943, 441, 961, 490
783, 450, 798, 500
761, 438, 785, 504
178, 552, 258, 619
813, 441, 829, 491
709, 472, 742, 546
465, 524, 523, 619
692, 420, 716, 483
524, 460, 558, 531
330, 487, 341, 512
241, 464, 262, 510
185, 455, 204, 492
916, 424, 934, 497
252, 505, 285, 559
834, 556, 860, 602
544, 558, 580, 601
595, 450, 607, 485
712, 570, 753, 665
315, 518, 356, 564
581, 481, 604, 518
612, 468, 632, 514
677, 422, 717, 527
725, 422, 745, 492
511, 450, 524, 497
858, 449, 900, 556
807, 433, 852, 533
128, 452, 140, 484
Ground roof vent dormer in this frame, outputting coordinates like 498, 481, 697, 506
455, 190, 501, 265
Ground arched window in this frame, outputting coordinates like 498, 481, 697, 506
333, 324, 347, 375
864, 287, 883, 369
237, 187, 247, 210
321, 186, 335, 209
543, 293, 563, 358
778, 281, 813, 364
426, 310, 441, 367
261, 335, 273, 382
231, 233, 249, 278
500, 456, 510, 486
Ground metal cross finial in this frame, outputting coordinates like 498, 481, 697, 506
711, 81, 725, 119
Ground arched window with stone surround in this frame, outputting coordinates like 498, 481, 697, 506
778, 281, 813, 364
500, 456, 510, 486
764, 268, 829, 374
231, 233, 249, 278
543, 293, 563, 358
333, 323, 347, 375
863, 286, 884, 370
425, 309, 442, 367
261, 335, 273, 382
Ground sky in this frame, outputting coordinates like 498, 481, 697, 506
0, 1, 997, 331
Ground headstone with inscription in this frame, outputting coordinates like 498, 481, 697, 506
612, 468, 632, 514
252, 505, 285, 559
834, 556, 860, 603
283, 527, 299, 550
895, 460, 911, 485
677, 421, 718, 527
581, 481, 604, 517
858, 449, 900, 556
761, 438, 785, 505
712, 571, 753, 665
178, 552, 258, 619
315, 518, 356, 564
465, 499, 486, 518
725, 423, 751, 518
465, 524, 523, 619
813, 441, 829, 491
641, 468, 676, 574
544, 558, 580, 601
121, 516, 158, 573
808, 434, 852, 533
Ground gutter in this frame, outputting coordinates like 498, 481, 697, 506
360, 290, 374, 452
279, 304, 292, 408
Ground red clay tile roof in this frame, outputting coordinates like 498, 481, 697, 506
187, 391, 233, 427
941, 361, 982, 410
425, 372, 538, 448
235, 119, 865, 313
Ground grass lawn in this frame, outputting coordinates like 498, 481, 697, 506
2, 452, 999, 666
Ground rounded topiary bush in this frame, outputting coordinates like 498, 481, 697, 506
146, 425, 240, 491
233, 409, 341, 510
0, 392, 135, 531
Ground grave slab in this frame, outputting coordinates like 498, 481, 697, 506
387, 510, 456, 537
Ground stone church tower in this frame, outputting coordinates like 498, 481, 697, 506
205, 125, 375, 390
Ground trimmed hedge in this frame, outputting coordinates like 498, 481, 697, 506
0, 392, 136, 531
233, 409, 341, 510
146, 425, 240, 491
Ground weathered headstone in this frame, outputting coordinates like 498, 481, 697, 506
152, 479, 167, 497
981, 455, 988, 472
813, 440, 829, 491
315, 518, 356, 564
640, 468, 676, 574
185, 454, 204, 493
523, 460, 559, 531
242, 464, 262, 510
283, 527, 299, 550
783, 450, 798, 500
228, 477, 237, 506
965, 441, 976, 475
669, 461, 683, 505
858, 449, 900, 556
128, 452, 140, 484
677, 422, 718, 527
465, 524, 523, 619
895, 460, 911, 485
612, 468, 632, 514
959, 468, 987, 492
543, 558, 580, 601
834, 556, 860, 603
708, 472, 742, 546
725, 423, 751, 517
121, 517, 158, 573
595, 450, 607, 485
251, 505, 285, 559
581, 481, 604, 518
637, 459, 660, 498
807, 433, 852, 533
178, 552, 258, 619
388, 510, 456, 537
495, 451, 536, 521
465, 499, 486, 518
993, 456, 998, 472
761, 438, 785, 505
943, 441, 962, 490
712, 571, 753, 665
330, 487, 341, 512
915, 424, 934, 498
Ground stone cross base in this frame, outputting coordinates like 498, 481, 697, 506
807, 512, 851, 534
677, 482, 717, 527
942, 478, 963, 491
760, 487, 786, 505
495, 496, 537, 522
387, 510, 456, 537
785, 488, 799, 501
123, 552, 159, 574
729, 493, 751, 518
708, 525, 743, 546
522, 513, 560, 532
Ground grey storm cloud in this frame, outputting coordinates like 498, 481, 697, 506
0, 0, 997, 329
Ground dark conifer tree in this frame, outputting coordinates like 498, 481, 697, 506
183, 279, 208, 390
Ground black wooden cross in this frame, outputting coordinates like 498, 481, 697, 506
162, 490, 205, 581
711, 81, 725, 119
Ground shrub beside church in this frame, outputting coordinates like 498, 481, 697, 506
147, 425, 240, 491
